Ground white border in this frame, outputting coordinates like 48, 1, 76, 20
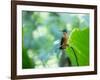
17, 5, 94, 75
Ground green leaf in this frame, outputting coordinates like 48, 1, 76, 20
66, 28, 89, 66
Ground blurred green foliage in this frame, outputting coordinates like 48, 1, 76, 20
22, 11, 89, 69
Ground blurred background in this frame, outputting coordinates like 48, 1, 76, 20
22, 11, 89, 69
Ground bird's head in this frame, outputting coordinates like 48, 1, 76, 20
62, 29, 67, 33
62, 29, 67, 36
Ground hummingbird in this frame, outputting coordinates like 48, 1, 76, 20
59, 29, 68, 49
59, 29, 71, 67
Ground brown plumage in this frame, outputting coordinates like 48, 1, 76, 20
60, 32, 68, 49
59, 31, 72, 67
